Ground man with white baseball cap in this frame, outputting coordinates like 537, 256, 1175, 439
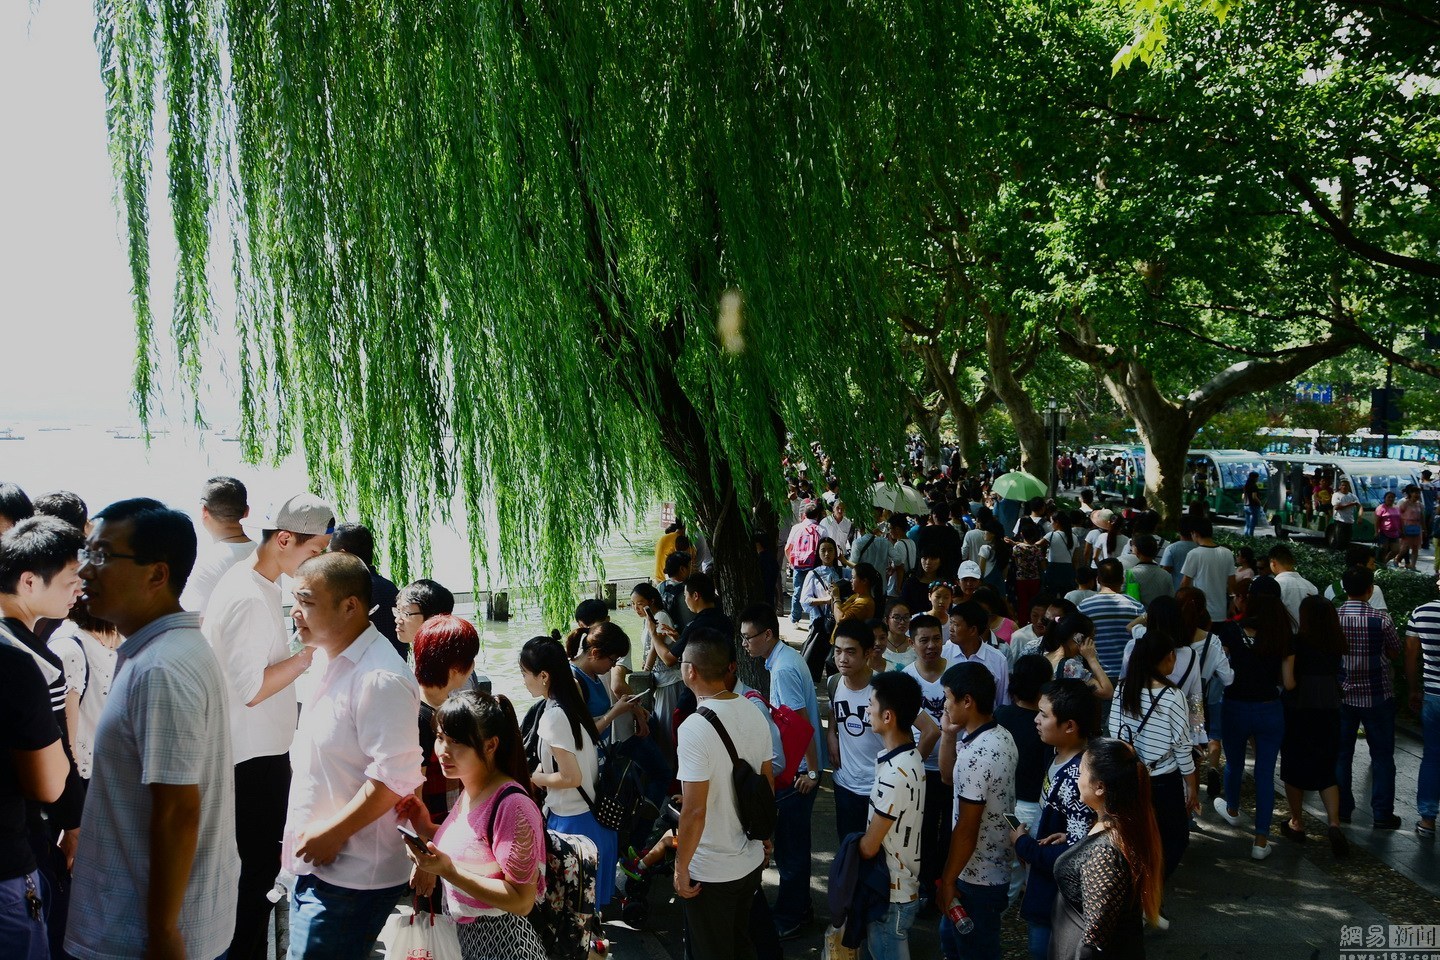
204, 493, 335, 960
956, 560, 984, 604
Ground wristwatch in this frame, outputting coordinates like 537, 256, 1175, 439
805, 770, 819, 782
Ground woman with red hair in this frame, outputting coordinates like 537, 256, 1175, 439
413, 616, 484, 825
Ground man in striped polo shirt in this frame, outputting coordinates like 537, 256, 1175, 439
1077, 559, 1145, 680
1405, 574, 1440, 840
1336, 566, 1402, 830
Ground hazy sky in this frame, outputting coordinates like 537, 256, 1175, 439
1, 3, 240, 427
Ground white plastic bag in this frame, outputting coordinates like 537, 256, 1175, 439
377, 908, 462, 960
822, 923, 860, 960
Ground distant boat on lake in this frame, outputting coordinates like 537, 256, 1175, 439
0, 428, 24, 440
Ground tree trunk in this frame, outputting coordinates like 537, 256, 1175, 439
954, 404, 981, 468
1129, 401, 1199, 529
983, 308, 1049, 483
690, 470, 770, 695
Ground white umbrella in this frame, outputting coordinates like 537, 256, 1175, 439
869, 482, 930, 515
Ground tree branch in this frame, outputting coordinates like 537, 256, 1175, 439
1284, 170, 1440, 280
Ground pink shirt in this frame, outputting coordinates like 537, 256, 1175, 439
1375, 503, 1402, 538
433, 784, 545, 920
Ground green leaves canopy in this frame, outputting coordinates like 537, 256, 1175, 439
97, 0, 932, 614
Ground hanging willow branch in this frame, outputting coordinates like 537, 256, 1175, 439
95, 0, 954, 620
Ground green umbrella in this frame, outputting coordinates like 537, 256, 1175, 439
992, 471, 1048, 502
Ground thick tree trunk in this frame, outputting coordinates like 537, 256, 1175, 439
954, 404, 981, 468
690, 470, 769, 695
1129, 402, 1199, 529
983, 309, 1049, 483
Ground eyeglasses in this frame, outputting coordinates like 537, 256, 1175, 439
77, 547, 148, 568
739, 630, 768, 642
392, 607, 424, 619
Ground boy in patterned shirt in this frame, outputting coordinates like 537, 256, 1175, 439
859, 672, 928, 960
1012, 679, 1098, 960
937, 662, 1017, 960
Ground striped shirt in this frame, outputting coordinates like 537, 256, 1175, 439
1337, 601, 1401, 708
1078, 592, 1145, 678
1107, 684, 1195, 776
1405, 600, 1440, 698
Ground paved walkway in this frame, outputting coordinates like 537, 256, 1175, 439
604, 629, 1438, 960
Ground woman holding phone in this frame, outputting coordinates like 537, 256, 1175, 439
397, 690, 548, 960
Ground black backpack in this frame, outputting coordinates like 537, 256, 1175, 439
697, 706, 777, 841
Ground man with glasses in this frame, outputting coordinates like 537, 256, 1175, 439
738, 603, 823, 941
203, 494, 334, 960
392, 578, 456, 650
67, 498, 238, 960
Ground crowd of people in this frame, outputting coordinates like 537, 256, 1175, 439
1, 464, 1437, 960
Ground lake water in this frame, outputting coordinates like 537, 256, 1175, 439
0, 421, 662, 702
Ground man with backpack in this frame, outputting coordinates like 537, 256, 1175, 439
785, 502, 826, 624
675, 629, 774, 960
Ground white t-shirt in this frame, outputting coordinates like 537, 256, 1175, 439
676, 694, 769, 882
1275, 570, 1318, 627
181, 540, 258, 616
1046, 530, 1076, 564
871, 744, 925, 902
821, 516, 854, 549
1085, 529, 1129, 567
1180, 544, 1236, 624
1332, 492, 1360, 524
1323, 581, 1388, 611
904, 663, 946, 772
47, 622, 119, 779
953, 724, 1018, 886
832, 677, 885, 794
961, 528, 988, 567
537, 701, 601, 818
203, 559, 298, 764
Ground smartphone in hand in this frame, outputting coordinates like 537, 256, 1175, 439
397, 823, 430, 855
1004, 814, 1024, 831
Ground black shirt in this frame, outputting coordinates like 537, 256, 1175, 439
1, 618, 86, 831
1217, 621, 1285, 702
995, 703, 1050, 803
368, 572, 403, 659
0, 644, 61, 880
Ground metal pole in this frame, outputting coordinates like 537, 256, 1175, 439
1382, 357, 1393, 459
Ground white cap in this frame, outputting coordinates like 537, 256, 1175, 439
957, 560, 983, 580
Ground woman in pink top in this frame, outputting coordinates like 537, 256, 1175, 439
1374, 490, 1404, 567
1397, 485, 1425, 570
399, 691, 547, 960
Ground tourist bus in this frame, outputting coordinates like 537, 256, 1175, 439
1086, 444, 1146, 501
1262, 454, 1421, 545
1184, 450, 1272, 517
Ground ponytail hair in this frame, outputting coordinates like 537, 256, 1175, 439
435, 690, 535, 799
1085, 738, 1165, 925
520, 636, 600, 749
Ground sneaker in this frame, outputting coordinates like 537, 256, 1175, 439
1279, 821, 1307, 843
1250, 841, 1274, 861
1416, 821, 1435, 840
1213, 796, 1241, 826
1153, 914, 1171, 932
1329, 827, 1350, 858
1374, 814, 1402, 831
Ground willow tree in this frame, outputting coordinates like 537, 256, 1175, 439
95, 0, 929, 626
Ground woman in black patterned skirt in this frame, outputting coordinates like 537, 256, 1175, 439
399, 690, 549, 960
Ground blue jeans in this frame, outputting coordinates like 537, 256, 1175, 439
790, 567, 812, 623
1337, 698, 1397, 820
288, 875, 407, 960
0, 871, 47, 960
1243, 503, 1262, 537
1026, 922, 1051, 960
771, 786, 816, 930
1222, 699, 1284, 834
866, 899, 920, 960
938, 879, 1006, 960
1418, 694, 1440, 821
834, 784, 870, 840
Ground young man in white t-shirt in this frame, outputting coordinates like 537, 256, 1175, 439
180, 476, 255, 617
675, 629, 773, 960
903, 615, 949, 905
830, 621, 886, 839
860, 671, 928, 960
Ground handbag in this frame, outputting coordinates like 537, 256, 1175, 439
1404, 523, 1423, 537
377, 905, 462, 960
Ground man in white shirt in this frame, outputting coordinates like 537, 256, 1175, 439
1323, 544, 1390, 611
944, 600, 1009, 708
206, 494, 333, 960
283, 553, 424, 958
1179, 517, 1236, 625
675, 628, 773, 960
180, 476, 256, 617
829, 622, 886, 839
1268, 544, 1317, 628
822, 500, 855, 552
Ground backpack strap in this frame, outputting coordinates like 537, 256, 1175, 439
484, 781, 532, 845
697, 706, 742, 769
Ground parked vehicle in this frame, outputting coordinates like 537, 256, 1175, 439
1184, 450, 1272, 517
1262, 455, 1420, 545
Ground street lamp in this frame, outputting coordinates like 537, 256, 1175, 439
1045, 399, 1070, 496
